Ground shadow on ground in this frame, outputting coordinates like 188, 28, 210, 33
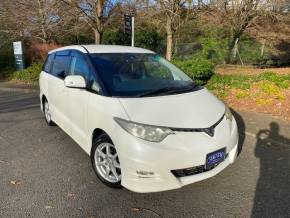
252, 122, 290, 217
232, 109, 290, 217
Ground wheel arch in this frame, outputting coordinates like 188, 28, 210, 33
41, 95, 47, 112
91, 128, 110, 156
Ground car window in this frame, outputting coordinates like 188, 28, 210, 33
51, 53, 71, 79
43, 53, 54, 73
68, 51, 102, 93
90, 53, 193, 97
144, 61, 173, 80
69, 52, 90, 80
88, 73, 101, 93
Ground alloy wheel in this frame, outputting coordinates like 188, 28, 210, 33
44, 101, 51, 123
94, 142, 121, 183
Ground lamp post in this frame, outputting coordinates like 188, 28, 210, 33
124, 15, 135, 47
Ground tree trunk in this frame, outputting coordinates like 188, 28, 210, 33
198, 0, 202, 8
230, 37, 239, 62
260, 39, 265, 57
37, 0, 47, 43
166, 16, 173, 61
145, 0, 149, 10
95, 0, 104, 44
223, 0, 228, 10
166, 30, 173, 61
94, 29, 102, 44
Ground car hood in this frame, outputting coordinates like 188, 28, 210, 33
118, 88, 225, 129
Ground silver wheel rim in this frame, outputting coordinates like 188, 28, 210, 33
44, 102, 51, 123
94, 142, 121, 183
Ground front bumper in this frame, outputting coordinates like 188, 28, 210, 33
113, 116, 239, 193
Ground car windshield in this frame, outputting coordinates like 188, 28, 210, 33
90, 53, 198, 97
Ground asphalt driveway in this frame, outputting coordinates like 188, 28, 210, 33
0, 90, 290, 218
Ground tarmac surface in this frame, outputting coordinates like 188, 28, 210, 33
0, 89, 290, 218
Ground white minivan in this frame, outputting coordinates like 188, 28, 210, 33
39, 45, 239, 193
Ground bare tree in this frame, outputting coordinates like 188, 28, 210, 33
158, 0, 193, 60
1, 0, 67, 44
0, 2, 12, 48
215, 0, 271, 62
60, 0, 117, 44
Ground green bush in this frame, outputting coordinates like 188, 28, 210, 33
102, 28, 164, 52
197, 25, 230, 65
239, 36, 262, 65
176, 19, 264, 65
0, 44, 15, 69
11, 63, 42, 84
135, 29, 164, 52
206, 72, 290, 92
173, 55, 215, 85
0, 68, 14, 80
102, 29, 130, 45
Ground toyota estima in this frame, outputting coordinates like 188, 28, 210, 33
39, 45, 239, 193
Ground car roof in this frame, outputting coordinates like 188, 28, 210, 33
48, 45, 155, 54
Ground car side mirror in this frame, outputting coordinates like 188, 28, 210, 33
64, 75, 86, 89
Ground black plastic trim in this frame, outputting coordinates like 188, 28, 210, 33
170, 114, 225, 137
171, 153, 229, 177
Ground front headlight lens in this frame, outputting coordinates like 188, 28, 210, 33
114, 117, 174, 142
225, 106, 233, 122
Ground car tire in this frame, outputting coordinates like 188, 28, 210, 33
43, 100, 55, 126
91, 134, 122, 188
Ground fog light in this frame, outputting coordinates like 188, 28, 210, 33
136, 170, 154, 176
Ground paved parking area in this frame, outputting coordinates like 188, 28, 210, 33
0, 90, 290, 218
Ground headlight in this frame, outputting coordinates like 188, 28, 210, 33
225, 106, 233, 122
114, 117, 174, 142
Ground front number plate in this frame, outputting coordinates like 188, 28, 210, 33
206, 148, 225, 169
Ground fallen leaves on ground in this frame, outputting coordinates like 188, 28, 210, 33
131, 207, 141, 212
10, 180, 21, 186
67, 193, 76, 198
223, 88, 290, 121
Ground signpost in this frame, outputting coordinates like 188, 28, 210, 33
124, 15, 134, 47
13, 41, 25, 71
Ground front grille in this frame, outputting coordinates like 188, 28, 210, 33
171, 153, 229, 178
170, 115, 225, 137
172, 165, 205, 177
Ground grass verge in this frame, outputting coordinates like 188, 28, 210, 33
206, 72, 290, 120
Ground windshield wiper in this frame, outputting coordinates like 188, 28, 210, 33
172, 83, 200, 93
137, 87, 174, 97
137, 83, 199, 97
